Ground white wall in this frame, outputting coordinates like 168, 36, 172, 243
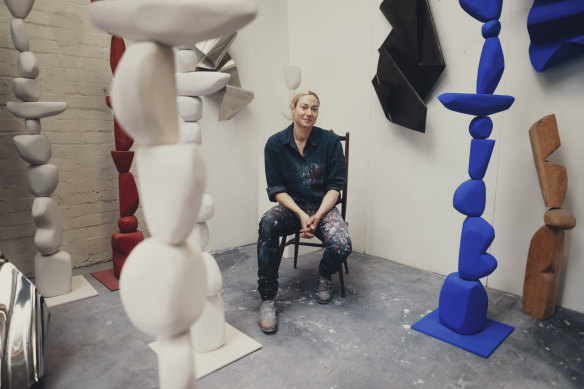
287, 0, 584, 313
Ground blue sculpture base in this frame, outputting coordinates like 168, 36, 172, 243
412, 309, 514, 358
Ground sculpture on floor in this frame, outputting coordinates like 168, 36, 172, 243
523, 114, 576, 320
412, 0, 514, 358
89, 1, 257, 387
178, 34, 254, 121
0, 253, 50, 389
527, 0, 584, 72
372, 0, 445, 133
89, 0, 144, 288
175, 45, 230, 353
5, 0, 72, 298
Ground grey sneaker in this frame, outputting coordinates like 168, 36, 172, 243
258, 299, 277, 334
316, 276, 333, 304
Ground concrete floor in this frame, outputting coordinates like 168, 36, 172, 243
39, 244, 584, 389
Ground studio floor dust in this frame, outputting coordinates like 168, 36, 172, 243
39, 244, 584, 388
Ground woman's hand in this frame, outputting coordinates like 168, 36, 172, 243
299, 212, 315, 239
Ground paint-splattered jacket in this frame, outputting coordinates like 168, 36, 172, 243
264, 124, 346, 206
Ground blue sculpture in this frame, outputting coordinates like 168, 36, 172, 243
412, 0, 514, 358
528, 0, 584, 72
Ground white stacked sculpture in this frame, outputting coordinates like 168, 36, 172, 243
89, 1, 257, 387
282, 65, 301, 120
174, 47, 231, 353
5, 0, 72, 297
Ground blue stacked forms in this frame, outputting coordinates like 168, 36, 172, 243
412, 0, 514, 358
528, 0, 584, 72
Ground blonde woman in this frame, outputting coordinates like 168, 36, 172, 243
257, 91, 352, 333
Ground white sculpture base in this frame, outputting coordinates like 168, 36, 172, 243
150, 323, 261, 379
44, 275, 98, 307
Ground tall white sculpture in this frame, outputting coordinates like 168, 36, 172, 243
5, 0, 72, 297
89, 1, 257, 388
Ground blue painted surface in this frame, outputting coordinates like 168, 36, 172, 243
438, 273, 488, 334
468, 139, 496, 179
412, 309, 514, 358
477, 38, 504, 94
459, 0, 503, 23
458, 217, 498, 280
469, 116, 493, 139
453, 179, 486, 217
439, 93, 514, 116
528, 0, 584, 72
482, 20, 501, 38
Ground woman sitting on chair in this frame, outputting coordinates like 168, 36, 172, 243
257, 90, 352, 334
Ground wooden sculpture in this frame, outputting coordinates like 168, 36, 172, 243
523, 114, 576, 320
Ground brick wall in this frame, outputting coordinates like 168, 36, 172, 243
0, 0, 147, 276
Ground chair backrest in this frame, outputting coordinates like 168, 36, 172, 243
330, 130, 349, 221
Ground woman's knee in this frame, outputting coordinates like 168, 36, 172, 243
330, 234, 352, 258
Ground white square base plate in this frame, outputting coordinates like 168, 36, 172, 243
45, 275, 99, 307
150, 323, 262, 379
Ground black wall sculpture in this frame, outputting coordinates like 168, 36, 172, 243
372, 0, 445, 133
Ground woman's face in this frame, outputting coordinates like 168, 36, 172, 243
291, 95, 319, 129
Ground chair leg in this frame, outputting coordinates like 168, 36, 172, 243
293, 232, 300, 268
338, 267, 346, 298
344, 260, 349, 274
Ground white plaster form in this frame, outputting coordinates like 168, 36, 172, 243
89, 0, 257, 47
27, 164, 58, 197
10, 18, 29, 52
188, 222, 209, 251
17, 51, 39, 78
176, 72, 230, 97
175, 49, 199, 73
136, 144, 206, 245
179, 121, 202, 145
13, 134, 51, 165
4, 0, 35, 19
12, 77, 40, 102
32, 197, 63, 256
283, 65, 301, 90
218, 85, 254, 121
90, 1, 258, 386
111, 42, 179, 145
6, 101, 66, 119
177, 96, 203, 122
25, 119, 41, 135
197, 194, 214, 223
44, 275, 98, 308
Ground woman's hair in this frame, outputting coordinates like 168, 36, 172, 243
291, 90, 320, 108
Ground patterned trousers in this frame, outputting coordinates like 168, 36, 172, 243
257, 204, 352, 300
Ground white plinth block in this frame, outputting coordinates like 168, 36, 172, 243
136, 144, 206, 245
34, 251, 72, 298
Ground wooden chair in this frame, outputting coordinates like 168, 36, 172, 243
277, 131, 350, 297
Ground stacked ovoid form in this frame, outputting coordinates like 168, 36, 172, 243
412, 0, 514, 358
5, 0, 72, 297
175, 49, 231, 353
89, 1, 257, 387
